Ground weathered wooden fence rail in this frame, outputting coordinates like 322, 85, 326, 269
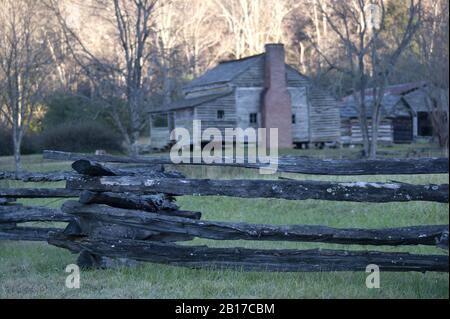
43, 150, 449, 175
0, 205, 71, 223
67, 175, 449, 203
61, 201, 448, 247
0, 170, 77, 182
0, 205, 72, 241
0, 188, 81, 198
48, 233, 449, 272
0, 150, 448, 272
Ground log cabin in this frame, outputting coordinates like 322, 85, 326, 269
148, 44, 340, 149
340, 83, 437, 145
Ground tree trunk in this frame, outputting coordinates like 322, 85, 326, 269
370, 118, 379, 159
129, 102, 141, 157
299, 41, 305, 73
356, 52, 370, 158
12, 128, 22, 175
357, 94, 370, 158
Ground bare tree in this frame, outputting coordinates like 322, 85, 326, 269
113, 0, 158, 155
178, 0, 222, 76
418, 0, 449, 154
367, 1, 422, 158
215, 0, 296, 58
0, 0, 51, 173
311, 0, 421, 158
151, 1, 184, 106
49, 0, 158, 155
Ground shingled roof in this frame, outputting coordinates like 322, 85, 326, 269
340, 82, 425, 118
149, 91, 233, 113
149, 54, 264, 113
184, 54, 264, 89
340, 94, 403, 118
154, 52, 314, 113
402, 88, 431, 113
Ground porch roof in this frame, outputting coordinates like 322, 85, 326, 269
148, 91, 233, 114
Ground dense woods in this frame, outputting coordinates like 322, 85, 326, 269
0, 0, 448, 169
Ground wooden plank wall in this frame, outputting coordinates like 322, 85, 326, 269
287, 65, 340, 143
289, 87, 309, 142
195, 93, 236, 139
235, 87, 262, 131
341, 118, 394, 144
308, 87, 341, 143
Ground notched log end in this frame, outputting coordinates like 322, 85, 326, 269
78, 190, 97, 204
61, 200, 83, 214
47, 231, 86, 253
436, 231, 449, 250
72, 159, 117, 177
63, 219, 84, 236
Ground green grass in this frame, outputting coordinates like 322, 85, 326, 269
0, 147, 448, 298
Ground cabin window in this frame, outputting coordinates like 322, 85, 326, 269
417, 112, 433, 136
249, 113, 258, 124
152, 113, 168, 128
292, 114, 296, 124
217, 110, 225, 120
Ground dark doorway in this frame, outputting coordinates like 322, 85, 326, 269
393, 117, 413, 143
417, 112, 433, 137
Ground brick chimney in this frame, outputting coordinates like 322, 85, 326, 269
262, 43, 292, 148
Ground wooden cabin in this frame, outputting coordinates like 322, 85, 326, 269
148, 44, 340, 149
340, 83, 436, 145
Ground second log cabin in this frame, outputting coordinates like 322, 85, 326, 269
340, 83, 439, 145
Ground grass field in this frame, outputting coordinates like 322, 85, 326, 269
0, 147, 448, 299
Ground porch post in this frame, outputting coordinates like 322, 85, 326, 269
412, 114, 418, 139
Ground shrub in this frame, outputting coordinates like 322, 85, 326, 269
40, 121, 123, 153
42, 93, 115, 131
0, 128, 41, 156
22, 133, 42, 154
0, 128, 12, 156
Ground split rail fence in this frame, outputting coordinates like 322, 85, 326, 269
0, 150, 448, 272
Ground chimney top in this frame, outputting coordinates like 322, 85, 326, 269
264, 43, 286, 89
